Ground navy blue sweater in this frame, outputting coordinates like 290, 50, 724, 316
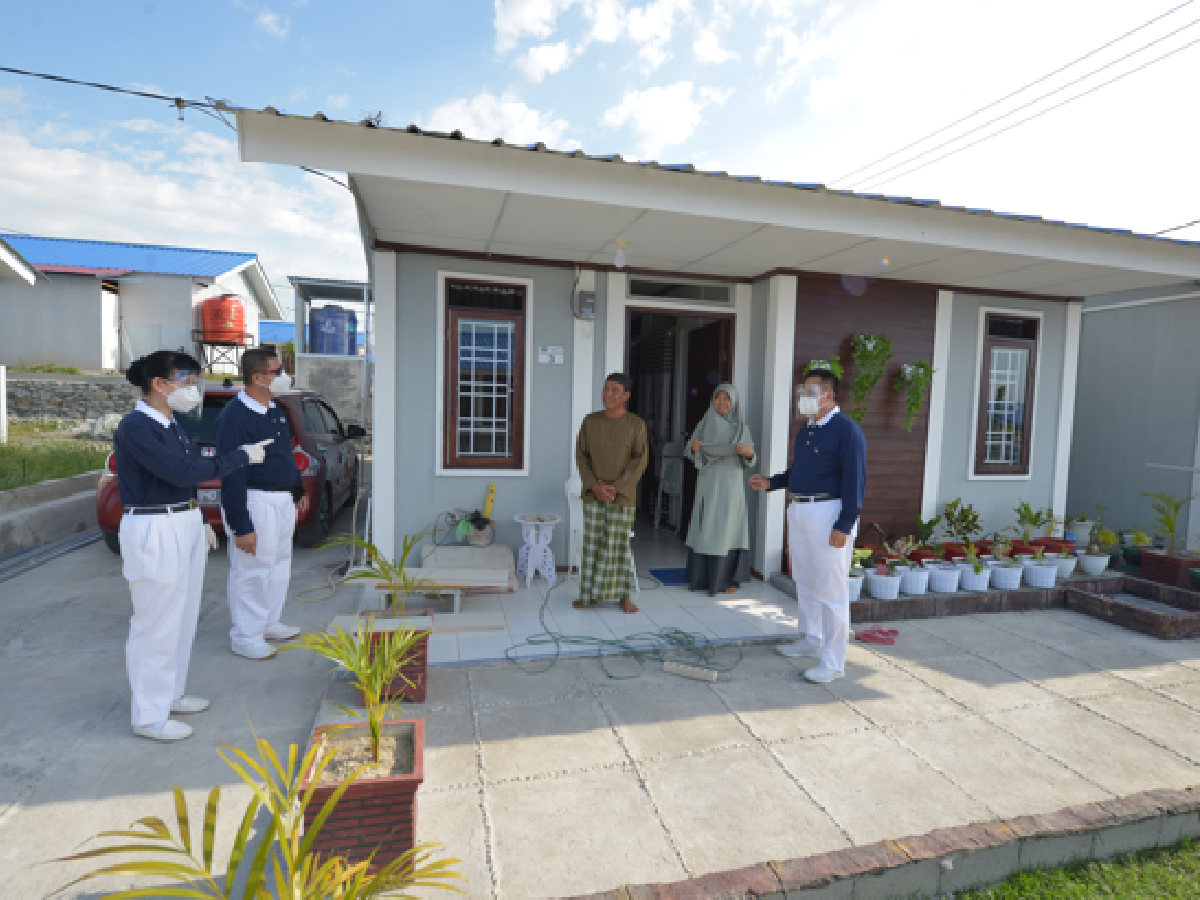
215, 393, 301, 536
115, 403, 249, 506
768, 409, 867, 534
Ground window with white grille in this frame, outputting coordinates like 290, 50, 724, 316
975, 314, 1037, 476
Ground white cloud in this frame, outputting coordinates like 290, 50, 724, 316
626, 0, 693, 70
693, 26, 736, 63
584, 0, 625, 42
517, 40, 574, 80
327, 94, 349, 109
255, 8, 290, 38
603, 80, 729, 157
428, 90, 574, 147
494, 0, 577, 53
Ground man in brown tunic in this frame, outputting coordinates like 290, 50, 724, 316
574, 373, 648, 613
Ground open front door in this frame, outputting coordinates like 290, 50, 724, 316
681, 319, 733, 537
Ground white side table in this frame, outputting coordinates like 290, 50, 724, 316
514, 513, 560, 589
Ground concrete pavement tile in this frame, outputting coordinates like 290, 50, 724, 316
409, 786, 491, 899
850, 627, 964, 662
602, 682, 754, 759
640, 746, 851, 875
420, 710, 479, 789
426, 633, 459, 664
457, 632, 522, 662
641, 609, 706, 629
1054, 612, 1141, 639
473, 659, 588, 706
771, 729, 993, 845
823, 667, 968, 727
1155, 679, 1200, 711
1076, 686, 1200, 763
988, 613, 1106, 648
1059, 641, 1200, 687
487, 767, 688, 897
697, 617, 775, 640
713, 677, 866, 741
1117, 635, 1200, 666
423, 667, 471, 707
577, 656, 702, 691
0, 651, 128, 753
987, 699, 1200, 794
988, 645, 1127, 698
714, 646, 804, 681
478, 695, 626, 781
890, 717, 1107, 818
905, 616, 1033, 657
895, 655, 1057, 713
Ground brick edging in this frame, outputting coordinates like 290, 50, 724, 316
569, 785, 1200, 898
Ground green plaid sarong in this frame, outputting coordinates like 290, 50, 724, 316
578, 500, 637, 603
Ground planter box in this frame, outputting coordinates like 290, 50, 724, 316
304, 720, 424, 869
1141, 550, 1200, 589
331, 614, 433, 705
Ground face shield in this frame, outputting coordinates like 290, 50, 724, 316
795, 382, 824, 418
164, 365, 206, 425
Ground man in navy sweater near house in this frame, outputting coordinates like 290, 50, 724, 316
750, 368, 867, 684
216, 348, 305, 660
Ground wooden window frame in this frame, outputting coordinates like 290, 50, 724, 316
444, 302, 526, 471
974, 314, 1038, 477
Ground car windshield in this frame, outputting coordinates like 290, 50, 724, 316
179, 396, 230, 445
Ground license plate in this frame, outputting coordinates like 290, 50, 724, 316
198, 489, 221, 506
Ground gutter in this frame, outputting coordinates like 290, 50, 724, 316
1082, 288, 1200, 314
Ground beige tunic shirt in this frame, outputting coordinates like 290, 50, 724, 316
575, 410, 649, 508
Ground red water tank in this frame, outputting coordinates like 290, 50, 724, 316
200, 294, 245, 345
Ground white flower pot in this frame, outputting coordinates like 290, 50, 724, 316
867, 572, 902, 600
1054, 556, 1078, 580
928, 565, 962, 593
1023, 563, 1058, 589
849, 574, 865, 602
900, 568, 930, 595
1015, 554, 1034, 563
921, 558, 942, 568
1079, 554, 1109, 577
991, 566, 1024, 590
960, 566, 992, 592
1069, 521, 1094, 548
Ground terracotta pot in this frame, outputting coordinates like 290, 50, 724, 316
303, 720, 424, 869
1029, 537, 1057, 547
941, 543, 965, 558
973, 540, 993, 553
1141, 551, 1199, 589
1009, 542, 1037, 556
909, 548, 935, 563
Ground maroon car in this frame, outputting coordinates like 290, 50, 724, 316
98, 386, 364, 553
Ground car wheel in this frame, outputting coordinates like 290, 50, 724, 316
103, 532, 121, 555
296, 488, 331, 548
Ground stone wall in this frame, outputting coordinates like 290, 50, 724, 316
4, 375, 140, 424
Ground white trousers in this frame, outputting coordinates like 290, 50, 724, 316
120, 507, 206, 726
224, 490, 297, 646
786, 499, 858, 673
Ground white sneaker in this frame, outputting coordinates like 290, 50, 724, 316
775, 640, 820, 658
171, 696, 210, 714
232, 641, 278, 660
803, 665, 844, 684
133, 720, 194, 742
264, 623, 302, 642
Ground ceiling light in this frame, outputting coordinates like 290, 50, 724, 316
614, 238, 629, 269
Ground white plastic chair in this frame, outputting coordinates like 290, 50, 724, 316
565, 477, 639, 594
654, 441, 685, 533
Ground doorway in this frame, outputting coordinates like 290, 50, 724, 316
625, 309, 734, 547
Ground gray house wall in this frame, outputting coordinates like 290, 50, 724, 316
742, 278, 773, 561
0, 275, 103, 370
1068, 283, 1200, 547
937, 292, 1070, 540
393, 253, 579, 559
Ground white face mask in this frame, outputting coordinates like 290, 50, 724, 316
268, 372, 292, 394
796, 396, 820, 417
165, 384, 202, 413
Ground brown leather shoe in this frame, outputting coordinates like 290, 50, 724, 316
619, 598, 639, 614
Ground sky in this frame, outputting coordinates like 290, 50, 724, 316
3, 0, 1199, 319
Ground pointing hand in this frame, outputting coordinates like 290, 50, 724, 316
242, 438, 273, 465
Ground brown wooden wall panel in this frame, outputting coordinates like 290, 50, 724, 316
787, 274, 937, 552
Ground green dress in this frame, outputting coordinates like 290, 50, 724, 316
683, 384, 756, 594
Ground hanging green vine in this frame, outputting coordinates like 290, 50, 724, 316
802, 356, 844, 380
848, 334, 892, 422
894, 360, 935, 431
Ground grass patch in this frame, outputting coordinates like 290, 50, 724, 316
0, 441, 109, 490
5, 418, 76, 439
6, 361, 80, 374
961, 837, 1200, 898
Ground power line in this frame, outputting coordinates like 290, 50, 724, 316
834, 0, 1196, 185
1155, 217, 1200, 235
0, 65, 349, 190
854, 34, 1200, 192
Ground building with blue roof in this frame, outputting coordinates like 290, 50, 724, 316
0, 234, 281, 372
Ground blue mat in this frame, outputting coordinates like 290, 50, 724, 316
649, 567, 688, 586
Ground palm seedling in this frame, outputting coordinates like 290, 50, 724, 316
322, 527, 440, 616
1143, 491, 1197, 558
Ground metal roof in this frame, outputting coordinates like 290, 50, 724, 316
4, 234, 259, 278
232, 104, 1194, 250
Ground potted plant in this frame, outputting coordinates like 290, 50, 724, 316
848, 333, 893, 422
866, 560, 902, 600
958, 546, 992, 592
1123, 525, 1152, 567
51, 718, 464, 896
1013, 499, 1049, 544
991, 555, 1025, 591
894, 360, 935, 431
888, 537, 930, 594
1023, 545, 1058, 589
1096, 527, 1122, 570
1078, 513, 1111, 577
1140, 491, 1199, 588
849, 548, 871, 601
989, 535, 1013, 561
288, 616, 431, 869
1065, 507, 1098, 550
942, 498, 982, 551
928, 559, 962, 593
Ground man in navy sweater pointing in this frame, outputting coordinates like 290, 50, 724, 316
216, 348, 305, 661
750, 367, 867, 684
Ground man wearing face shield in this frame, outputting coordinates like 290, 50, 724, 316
750, 368, 866, 683
215, 348, 305, 660
114, 351, 272, 741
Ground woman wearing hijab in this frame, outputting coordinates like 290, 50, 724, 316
684, 383, 756, 595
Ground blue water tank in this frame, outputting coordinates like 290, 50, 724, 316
309, 305, 358, 355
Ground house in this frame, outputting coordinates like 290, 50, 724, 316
1068, 285, 1200, 552
234, 107, 1200, 578
0, 234, 282, 371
